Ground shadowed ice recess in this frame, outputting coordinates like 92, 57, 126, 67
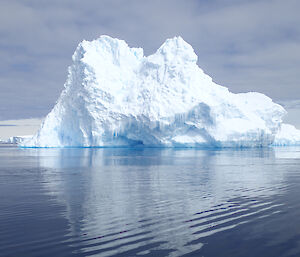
18, 35, 300, 148
2, 147, 300, 256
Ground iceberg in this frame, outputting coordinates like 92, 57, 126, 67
7, 135, 33, 145
21, 35, 292, 148
273, 124, 300, 146
0, 135, 33, 145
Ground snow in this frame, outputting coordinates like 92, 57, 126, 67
273, 124, 300, 146
20, 35, 294, 148
6, 135, 33, 144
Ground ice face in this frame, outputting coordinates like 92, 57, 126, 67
21, 35, 288, 148
273, 124, 300, 146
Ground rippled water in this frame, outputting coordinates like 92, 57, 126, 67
1, 147, 300, 257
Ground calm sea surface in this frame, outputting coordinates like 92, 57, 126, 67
1, 146, 300, 257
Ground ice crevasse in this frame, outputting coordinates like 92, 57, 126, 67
21, 35, 300, 147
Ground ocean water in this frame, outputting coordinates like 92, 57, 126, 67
1, 146, 300, 257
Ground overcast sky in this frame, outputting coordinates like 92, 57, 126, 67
0, 0, 300, 120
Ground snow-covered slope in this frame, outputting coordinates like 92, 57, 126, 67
21, 35, 288, 148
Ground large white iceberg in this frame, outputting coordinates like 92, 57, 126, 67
21, 35, 293, 148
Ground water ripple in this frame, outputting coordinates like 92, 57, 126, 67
1, 147, 299, 256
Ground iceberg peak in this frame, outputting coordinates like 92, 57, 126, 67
21, 35, 291, 148
155, 36, 197, 64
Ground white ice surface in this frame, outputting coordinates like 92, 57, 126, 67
6, 135, 33, 144
21, 35, 295, 148
273, 124, 300, 146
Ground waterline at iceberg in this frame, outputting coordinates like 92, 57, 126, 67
21, 35, 296, 148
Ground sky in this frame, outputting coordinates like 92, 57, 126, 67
0, 0, 300, 121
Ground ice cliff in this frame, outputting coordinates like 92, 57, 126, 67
21, 35, 295, 148
273, 124, 300, 146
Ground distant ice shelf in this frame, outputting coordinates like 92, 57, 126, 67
19, 35, 300, 148
1, 135, 33, 145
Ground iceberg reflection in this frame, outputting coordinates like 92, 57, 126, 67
31, 148, 290, 256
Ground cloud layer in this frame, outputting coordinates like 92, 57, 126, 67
1, 0, 300, 120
